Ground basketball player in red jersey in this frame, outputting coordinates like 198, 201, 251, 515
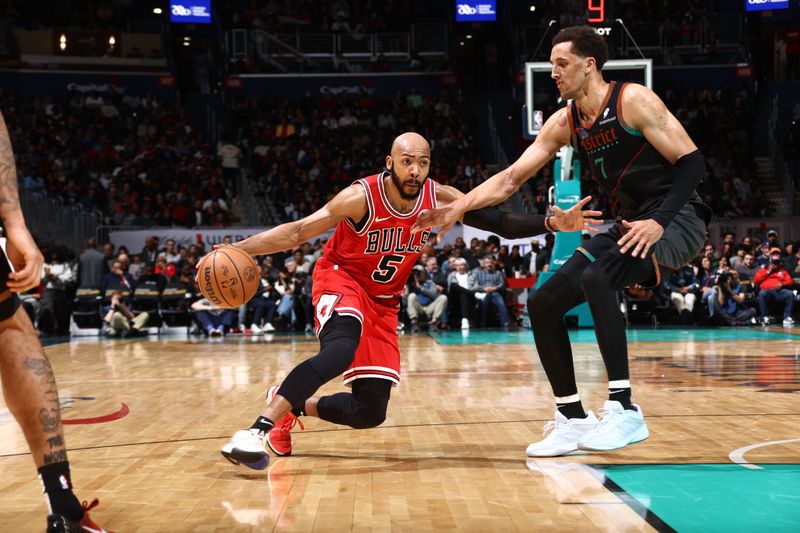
0, 111, 112, 531
221, 132, 603, 469
414, 26, 712, 457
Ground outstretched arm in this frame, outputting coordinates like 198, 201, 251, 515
228, 183, 368, 256
433, 184, 603, 239
0, 110, 43, 292
413, 108, 571, 235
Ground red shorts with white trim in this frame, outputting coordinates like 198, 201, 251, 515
312, 265, 401, 386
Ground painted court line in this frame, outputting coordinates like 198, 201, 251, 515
729, 438, 800, 470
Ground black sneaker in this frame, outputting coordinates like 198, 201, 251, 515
47, 514, 80, 533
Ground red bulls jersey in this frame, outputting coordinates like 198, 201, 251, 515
317, 171, 437, 297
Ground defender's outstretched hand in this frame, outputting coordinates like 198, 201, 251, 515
549, 196, 604, 232
412, 202, 463, 239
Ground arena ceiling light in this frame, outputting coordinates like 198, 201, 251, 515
153, 7, 163, 14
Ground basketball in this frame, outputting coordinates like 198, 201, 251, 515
196, 247, 260, 309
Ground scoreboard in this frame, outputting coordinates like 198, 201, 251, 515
585, 0, 615, 36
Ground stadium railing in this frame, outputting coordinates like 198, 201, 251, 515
21, 190, 101, 254
228, 24, 448, 70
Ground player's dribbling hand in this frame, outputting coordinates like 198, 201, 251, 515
4, 224, 44, 292
550, 196, 604, 232
618, 219, 664, 259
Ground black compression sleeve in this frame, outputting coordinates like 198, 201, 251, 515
462, 208, 548, 239
651, 150, 705, 229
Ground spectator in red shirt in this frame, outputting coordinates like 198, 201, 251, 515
754, 256, 795, 326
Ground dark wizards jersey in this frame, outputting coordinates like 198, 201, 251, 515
567, 81, 706, 221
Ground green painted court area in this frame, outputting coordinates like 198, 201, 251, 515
430, 328, 800, 345
601, 464, 800, 533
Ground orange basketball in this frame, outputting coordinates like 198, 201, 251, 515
196, 247, 260, 309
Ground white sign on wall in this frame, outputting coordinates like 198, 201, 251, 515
108, 227, 338, 256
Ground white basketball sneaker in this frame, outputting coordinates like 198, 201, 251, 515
578, 400, 649, 452
221, 429, 270, 470
526, 410, 599, 457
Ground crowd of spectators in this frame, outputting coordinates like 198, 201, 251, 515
1, 88, 236, 228
19, 221, 800, 338
24, 233, 328, 337
227, 85, 484, 223
31, 228, 549, 337
10, 0, 132, 31
398, 233, 554, 332
655, 228, 800, 326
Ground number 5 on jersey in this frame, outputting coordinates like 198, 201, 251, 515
372, 254, 404, 283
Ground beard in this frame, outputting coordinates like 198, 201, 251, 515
390, 167, 426, 201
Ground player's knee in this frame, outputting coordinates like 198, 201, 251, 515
348, 404, 387, 429
580, 265, 606, 295
527, 288, 554, 322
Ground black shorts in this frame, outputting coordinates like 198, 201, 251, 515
557, 202, 708, 291
0, 247, 22, 321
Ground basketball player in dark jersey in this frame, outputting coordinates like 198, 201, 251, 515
0, 112, 111, 531
414, 26, 711, 457
220, 132, 602, 470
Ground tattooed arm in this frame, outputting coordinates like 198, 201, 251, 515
0, 110, 43, 292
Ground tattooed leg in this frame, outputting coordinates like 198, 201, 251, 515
0, 303, 68, 468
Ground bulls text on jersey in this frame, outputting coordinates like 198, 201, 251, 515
363, 227, 431, 255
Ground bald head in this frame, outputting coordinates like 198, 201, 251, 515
390, 132, 430, 158
386, 132, 431, 201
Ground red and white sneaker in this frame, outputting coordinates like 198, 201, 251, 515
265, 385, 304, 456
46, 498, 114, 533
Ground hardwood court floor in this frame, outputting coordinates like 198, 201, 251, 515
1, 328, 799, 531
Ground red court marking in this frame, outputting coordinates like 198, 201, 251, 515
63, 403, 129, 425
